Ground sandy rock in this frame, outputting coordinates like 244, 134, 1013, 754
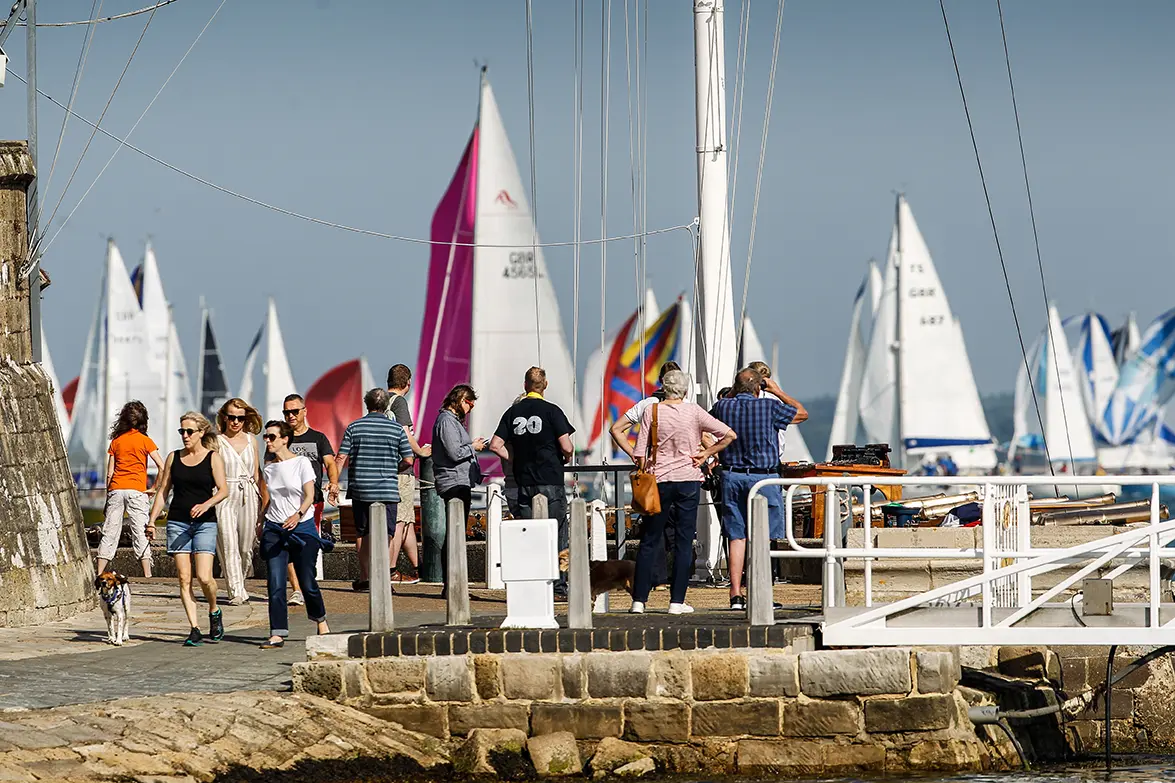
589, 737, 650, 777
614, 757, 656, 777
453, 728, 530, 777
527, 731, 582, 776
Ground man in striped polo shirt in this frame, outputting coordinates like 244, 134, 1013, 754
332, 388, 414, 592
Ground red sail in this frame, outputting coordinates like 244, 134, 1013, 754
303, 359, 365, 454
63, 376, 79, 418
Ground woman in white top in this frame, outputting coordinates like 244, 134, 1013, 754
257, 419, 330, 649
215, 398, 263, 605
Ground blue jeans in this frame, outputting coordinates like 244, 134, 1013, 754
719, 471, 784, 540
259, 521, 326, 637
634, 481, 701, 604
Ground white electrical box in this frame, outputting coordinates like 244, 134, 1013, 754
499, 518, 559, 581
499, 517, 559, 629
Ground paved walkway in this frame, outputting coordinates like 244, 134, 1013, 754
0, 578, 820, 710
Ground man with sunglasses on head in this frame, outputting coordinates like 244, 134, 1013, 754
386, 364, 432, 584
271, 394, 338, 605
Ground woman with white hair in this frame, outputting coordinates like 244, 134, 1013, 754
631, 370, 736, 614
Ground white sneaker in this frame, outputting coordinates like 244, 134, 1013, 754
289, 590, 305, 606
630, 601, 645, 614
668, 602, 694, 615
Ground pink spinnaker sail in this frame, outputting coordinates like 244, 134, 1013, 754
413, 129, 479, 442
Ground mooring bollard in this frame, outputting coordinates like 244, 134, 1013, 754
486, 484, 504, 589
568, 498, 591, 628
589, 499, 609, 614
368, 502, 394, 632
446, 497, 471, 626
419, 457, 444, 584
532, 493, 549, 520
747, 494, 774, 626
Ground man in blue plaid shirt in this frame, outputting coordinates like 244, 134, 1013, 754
710, 368, 808, 610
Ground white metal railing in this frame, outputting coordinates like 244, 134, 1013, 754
745, 475, 1175, 645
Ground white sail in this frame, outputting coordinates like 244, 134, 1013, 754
467, 76, 581, 440
138, 242, 194, 452
264, 298, 298, 422
1112, 312, 1142, 366
41, 331, 71, 444
858, 198, 995, 471
238, 323, 262, 409
827, 261, 881, 459
68, 240, 159, 479
1072, 313, 1118, 441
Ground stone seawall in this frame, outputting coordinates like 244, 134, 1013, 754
294, 640, 1007, 775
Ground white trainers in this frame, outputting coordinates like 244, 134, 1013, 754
289, 590, 305, 606
668, 602, 694, 615
630, 601, 645, 614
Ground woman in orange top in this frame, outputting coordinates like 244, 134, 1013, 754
97, 401, 164, 577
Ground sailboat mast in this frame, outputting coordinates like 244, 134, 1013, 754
692, 0, 736, 406
893, 194, 905, 469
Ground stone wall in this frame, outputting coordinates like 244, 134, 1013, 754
294, 643, 1006, 775
0, 141, 95, 626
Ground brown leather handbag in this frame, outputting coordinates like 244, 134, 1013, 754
629, 404, 662, 516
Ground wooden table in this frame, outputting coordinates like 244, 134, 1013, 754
779, 463, 907, 537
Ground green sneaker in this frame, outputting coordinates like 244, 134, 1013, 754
209, 609, 224, 642
184, 627, 204, 647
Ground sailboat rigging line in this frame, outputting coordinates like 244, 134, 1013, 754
10, 0, 179, 27
11, 82, 692, 256
571, 0, 585, 453
623, 0, 644, 383
43, 0, 103, 203
600, 0, 612, 452
31, 2, 160, 258
937, 0, 1055, 473
724, 0, 752, 282
995, 0, 1075, 473
524, 0, 542, 364
639, 0, 650, 389
735, 0, 785, 352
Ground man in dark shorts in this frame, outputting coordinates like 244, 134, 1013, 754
331, 388, 414, 592
386, 364, 432, 584
271, 393, 338, 605
489, 367, 575, 598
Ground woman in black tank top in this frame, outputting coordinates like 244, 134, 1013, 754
148, 412, 229, 647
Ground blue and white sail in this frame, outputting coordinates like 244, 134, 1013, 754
1101, 307, 1175, 446
1009, 304, 1097, 465
1071, 312, 1118, 442
1111, 312, 1141, 366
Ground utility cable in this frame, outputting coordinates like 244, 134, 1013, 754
995, 0, 1076, 472
10, 0, 178, 27
938, 0, 1054, 474
42, 0, 103, 200
8, 72, 694, 252
43, 0, 228, 254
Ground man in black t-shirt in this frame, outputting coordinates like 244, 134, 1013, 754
489, 367, 575, 597
272, 394, 338, 604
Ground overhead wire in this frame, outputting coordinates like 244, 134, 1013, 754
571, 0, 585, 454
995, 0, 1076, 472
639, 0, 650, 391
735, 0, 785, 347
937, 0, 1056, 475
43, 0, 229, 255
11, 70, 691, 252
11, 0, 179, 27
524, 0, 542, 363
33, 1, 161, 255
42, 0, 104, 200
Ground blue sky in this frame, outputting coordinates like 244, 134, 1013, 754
3, 0, 1173, 401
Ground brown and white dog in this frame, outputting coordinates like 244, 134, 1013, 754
94, 571, 131, 646
558, 550, 636, 600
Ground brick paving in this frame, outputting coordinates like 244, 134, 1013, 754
0, 578, 819, 710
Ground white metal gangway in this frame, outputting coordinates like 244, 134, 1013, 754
744, 475, 1175, 646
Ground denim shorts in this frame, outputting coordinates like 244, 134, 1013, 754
166, 520, 218, 554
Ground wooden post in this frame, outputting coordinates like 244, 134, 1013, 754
368, 502, 394, 631
568, 499, 591, 628
446, 497, 471, 625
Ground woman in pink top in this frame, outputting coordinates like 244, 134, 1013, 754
632, 370, 736, 614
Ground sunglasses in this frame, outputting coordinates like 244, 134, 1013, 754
178, 428, 198, 436
282, 408, 304, 416
225, 414, 247, 423
263, 433, 280, 442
